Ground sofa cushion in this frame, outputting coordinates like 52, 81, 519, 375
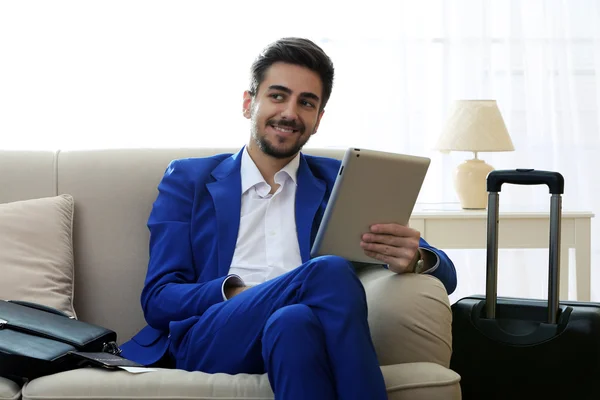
21, 363, 461, 400
0, 194, 76, 317
0, 376, 20, 400
0, 150, 57, 205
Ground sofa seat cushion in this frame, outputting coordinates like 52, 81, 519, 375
21, 362, 461, 400
0, 376, 20, 400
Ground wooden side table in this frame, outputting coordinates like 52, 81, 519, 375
409, 204, 594, 301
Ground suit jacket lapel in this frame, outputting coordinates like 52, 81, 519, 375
207, 149, 243, 276
296, 154, 326, 263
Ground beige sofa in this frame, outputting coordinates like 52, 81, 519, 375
0, 148, 461, 400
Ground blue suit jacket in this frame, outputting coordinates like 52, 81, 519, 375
119, 148, 457, 366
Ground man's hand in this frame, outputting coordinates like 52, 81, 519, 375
225, 285, 251, 300
360, 223, 421, 274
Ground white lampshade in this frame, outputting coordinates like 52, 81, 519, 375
434, 100, 515, 153
434, 100, 515, 210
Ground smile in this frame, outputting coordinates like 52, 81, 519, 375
271, 125, 299, 134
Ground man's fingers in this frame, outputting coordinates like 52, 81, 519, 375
362, 233, 415, 247
361, 223, 421, 275
361, 242, 398, 257
363, 250, 412, 274
371, 223, 418, 237
361, 241, 414, 259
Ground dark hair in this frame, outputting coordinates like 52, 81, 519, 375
248, 37, 335, 111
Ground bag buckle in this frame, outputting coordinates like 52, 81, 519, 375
102, 341, 122, 356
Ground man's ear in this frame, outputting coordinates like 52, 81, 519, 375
313, 109, 325, 135
242, 91, 253, 119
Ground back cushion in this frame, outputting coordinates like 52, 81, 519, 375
0, 150, 56, 204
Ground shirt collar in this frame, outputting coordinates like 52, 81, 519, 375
240, 146, 300, 194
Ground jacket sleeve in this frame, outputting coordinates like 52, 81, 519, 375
419, 237, 458, 295
140, 160, 228, 331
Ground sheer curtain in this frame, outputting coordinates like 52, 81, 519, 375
1, 0, 598, 301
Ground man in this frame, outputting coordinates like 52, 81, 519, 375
120, 37, 457, 399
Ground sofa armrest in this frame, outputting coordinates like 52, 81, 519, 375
355, 264, 453, 368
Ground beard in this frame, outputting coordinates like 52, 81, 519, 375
251, 116, 314, 159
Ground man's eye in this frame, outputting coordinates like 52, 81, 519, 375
270, 94, 284, 100
301, 100, 315, 108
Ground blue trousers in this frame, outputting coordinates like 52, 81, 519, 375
168, 255, 388, 399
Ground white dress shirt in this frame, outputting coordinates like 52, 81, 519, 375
221, 147, 302, 299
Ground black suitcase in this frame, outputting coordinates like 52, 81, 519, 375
450, 169, 600, 400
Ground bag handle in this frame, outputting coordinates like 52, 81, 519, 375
485, 169, 564, 324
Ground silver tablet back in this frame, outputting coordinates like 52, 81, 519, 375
310, 148, 430, 264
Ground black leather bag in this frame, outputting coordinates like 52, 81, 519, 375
0, 299, 121, 381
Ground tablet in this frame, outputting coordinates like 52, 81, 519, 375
310, 148, 430, 264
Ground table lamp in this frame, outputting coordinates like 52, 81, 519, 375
434, 100, 515, 209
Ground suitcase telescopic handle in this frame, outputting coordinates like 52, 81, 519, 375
485, 169, 564, 324
487, 168, 564, 195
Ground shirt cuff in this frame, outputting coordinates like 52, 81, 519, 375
222, 274, 245, 300
418, 247, 440, 274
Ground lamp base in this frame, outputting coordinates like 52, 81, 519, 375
454, 158, 495, 210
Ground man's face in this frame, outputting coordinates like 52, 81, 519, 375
243, 62, 324, 159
